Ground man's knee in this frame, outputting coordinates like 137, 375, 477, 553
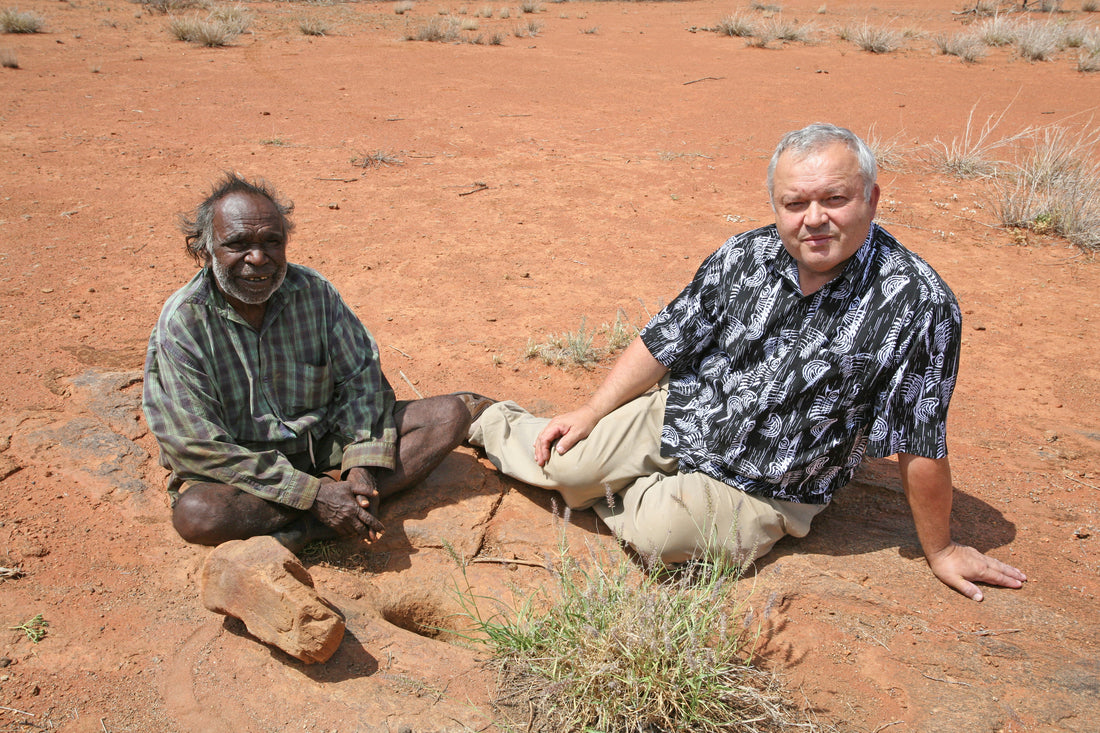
399, 395, 470, 443
171, 489, 226, 545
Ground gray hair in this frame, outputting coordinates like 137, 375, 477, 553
766, 123, 877, 201
180, 172, 295, 265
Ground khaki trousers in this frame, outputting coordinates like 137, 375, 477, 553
468, 385, 827, 564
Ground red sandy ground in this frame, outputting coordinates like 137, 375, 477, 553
1, 0, 1098, 731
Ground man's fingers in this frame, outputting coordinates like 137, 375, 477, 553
534, 423, 566, 466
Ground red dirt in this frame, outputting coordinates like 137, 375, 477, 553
1, 1, 1098, 731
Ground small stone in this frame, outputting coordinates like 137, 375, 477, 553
0, 657, 11, 667
201, 536, 345, 664
1074, 528, 1090, 539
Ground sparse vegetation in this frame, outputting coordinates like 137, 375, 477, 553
1084, 0, 1098, 11
10, 613, 48, 643
519, 0, 541, 13
936, 32, 987, 62
394, 0, 414, 14
0, 46, 17, 67
928, 103, 1031, 178
976, 14, 1019, 46
135, 0, 205, 13
351, 150, 404, 168
1014, 20, 1062, 60
525, 313, 637, 368
865, 124, 908, 171
167, 4, 250, 46
451, 531, 811, 733
714, 12, 756, 37
513, 18, 541, 37
298, 17, 329, 36
842, 22, 903, 53
404, 16, 460, 41
993, 124, 1100, 250
1, 7, 44, 33
1077, 47, 1100, 70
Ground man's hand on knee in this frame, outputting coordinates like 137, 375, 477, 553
534, 406, 600, 466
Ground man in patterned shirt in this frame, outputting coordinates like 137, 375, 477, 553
469, 124, 1026, 601
144, 174, 475, 552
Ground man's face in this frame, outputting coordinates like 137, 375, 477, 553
208, 191, 288, 307
771, 141, 879, 294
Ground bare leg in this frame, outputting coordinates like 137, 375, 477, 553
376, 394, 470, 498
172, 395, 469, 546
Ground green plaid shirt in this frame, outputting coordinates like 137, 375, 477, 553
143, 265, 397, 510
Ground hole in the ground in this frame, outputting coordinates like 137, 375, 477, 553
378, 594, 459, 641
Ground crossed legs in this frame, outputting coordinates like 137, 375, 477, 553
172, 394, 470, 547
469, 387, 825, 564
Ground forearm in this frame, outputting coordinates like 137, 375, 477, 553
897, 453, 954, 559
584, 337, 668, 419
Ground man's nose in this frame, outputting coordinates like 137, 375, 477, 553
805, 201, 829, 227
243, 245, 269, 264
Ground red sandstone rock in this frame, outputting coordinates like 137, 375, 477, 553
200, 536, 345, 664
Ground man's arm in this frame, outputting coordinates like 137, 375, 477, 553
534, 337, 668, 466
897, 453, 1026, 601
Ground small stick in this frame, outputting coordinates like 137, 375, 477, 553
920, 672, 971, 687
388, 344, 412, 360
684, 76, 724, 85
315, 177, 358, 183
459, 183, 489, 197
871, 722, 903, 733
499, 113, 533, 118
101, 719, 109, 733
1062, 472, 1100, 491
971, 628, 1021, 636
0, 706, 33, 716
399, 371, 423, 399
469, 557, 548, 569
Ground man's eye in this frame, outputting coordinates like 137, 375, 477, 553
785, 202, 806, 212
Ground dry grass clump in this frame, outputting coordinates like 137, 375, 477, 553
519, 0, 541, 13
1, 7, 44, 33
453, 534, 811, 733
993, 124, 1100, 251
1014, 20, 1062, 60
976, 14, 1019, 46
298, 17, 328, 36
513, 18, 541, 37
959, 0, 1001, 16
168, 6, 251, 46
928, 104, 1031, 178
762, 16, 816, 43
525, 312, 636, 368
1078, 46, 1100, 70
394, 1, 414, 14
136, 0, 206, 13
841, 22, 903, 53
0, 47, 17, 67
865, 124, 909, 171
404, 16, 461, 41
935, 32, 988, 62
1084, 0, 1099, 12
714, 12, 756, 37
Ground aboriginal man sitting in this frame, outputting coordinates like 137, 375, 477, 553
143, 173, 484, 552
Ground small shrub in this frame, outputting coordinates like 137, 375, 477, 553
404, 16, 461, 41
168, 15, 239, 45
208, 4, 250, 35
10, 614, 49, 643
714, 12, 756, 37
581, 25, 597, 34
298, 17, 328, 36
767, 17, 815, 42
749, 1, 781, 12
475, 5, 492, 17
1059, 21, 1090, 48
351, 150, 404, 168
394, 1, 414, 14
0, 47, 17, 67
513, 18, 541, 37
846, 22, 902, 53
488, 31, 502, 44
519, 0, 540, 13
1, 7, 44, 33
960, 0, 1000, 16
935, 32, 987, 62
136, 0, 205, 13
460, 17, 477, 30
497, 6, 509, 18
977, 14, 1019, 46
865, 124, 908, 171
993, 124, 1100, 250
1015, 21, 1062, 60
928, 103, 1031, 178
452, 533, 809, 733
1083, 0, 1098, 11
1077, 48, 1100, 71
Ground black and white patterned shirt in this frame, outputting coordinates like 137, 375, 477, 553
640, 224, 961, 505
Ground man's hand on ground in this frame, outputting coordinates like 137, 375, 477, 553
308, 473, 384, 540
534, 405, 600, 466
925, 541, 1027, 602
